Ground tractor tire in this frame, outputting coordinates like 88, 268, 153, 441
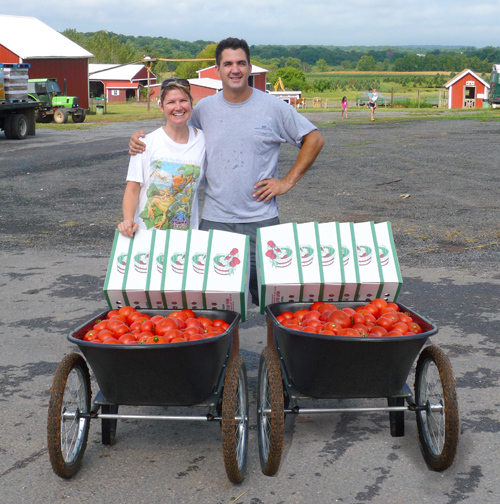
54, 108, 69, 124
72, 110, 86, 123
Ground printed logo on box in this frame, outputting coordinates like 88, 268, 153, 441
213, 247, 241, 276
357, 245, 372, 266
378, 245, 390, 266
170, 252, 186, 274
191, 252, 206, 274
116, 252, 128, 274
265, 240, 293, 268
134, 251, 149, 273
321, 244, 335, 266
342, 246, 350, 266
299, 245, 314, 267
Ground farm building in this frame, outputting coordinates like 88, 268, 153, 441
444, 69, 490, 109
89, 64, 157, 102
187, 64, 268, 102
0, 15, 93, 109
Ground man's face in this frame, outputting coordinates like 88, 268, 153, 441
216, 48, 252, 94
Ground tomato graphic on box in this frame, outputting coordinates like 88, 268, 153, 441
342, 246, 350, 266
133, 252, 149, 273
191, 252, 206, 274
116, 252, 127, 274
170, 252, 185, 274
300, 245, 314, 267
156, 253, 164, 274
356, 245, 372, 266
378, 245, 390, 266
213, 247, 240, 276
266, 240, 293, 268
321, 244, 335, 267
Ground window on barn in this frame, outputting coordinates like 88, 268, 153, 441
111, 90, 120, 96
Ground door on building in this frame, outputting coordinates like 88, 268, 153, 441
464, 85, 476, 108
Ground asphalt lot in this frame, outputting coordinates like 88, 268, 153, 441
1, 111, 499, 503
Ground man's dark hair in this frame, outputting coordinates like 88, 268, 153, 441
215, 38, 251, 66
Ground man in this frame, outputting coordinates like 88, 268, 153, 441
129, 37, 324, 304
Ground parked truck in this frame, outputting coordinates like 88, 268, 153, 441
488, 64, 500, 109
0, 63, 39, 140
28, 78, 86, 123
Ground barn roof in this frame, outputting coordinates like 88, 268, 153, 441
89, 63, 153, 81
444, 69, 490, 89
188, 77, 224, 91
0, 15, 93, 59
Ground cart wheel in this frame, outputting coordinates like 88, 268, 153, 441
101, 404, 119, 446
388, 397, 405, 437
221, 355, 249, 484
47, 353, 91, 478
257, 347, 285, 476
414, 345, 459, 471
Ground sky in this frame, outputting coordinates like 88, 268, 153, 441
3, 0, 498, 48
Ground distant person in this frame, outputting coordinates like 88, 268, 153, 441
128, 37, 324, 305
341, 96, 348, 118
118, 79, 205, 237
368, 88, 378, 122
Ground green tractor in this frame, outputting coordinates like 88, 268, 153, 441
28, 78, 86, 123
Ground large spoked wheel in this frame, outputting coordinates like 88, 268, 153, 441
221, 355, 249, 484
414, 345, 459, 471
257, 347, 285, 476
47, 353, 91, 478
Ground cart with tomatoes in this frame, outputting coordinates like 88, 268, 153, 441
47, 308, 249, 483
257, 301, 459, 476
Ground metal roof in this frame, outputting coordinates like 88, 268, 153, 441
0, 15, 93, 59
188, 78, 224, 91
89, 63, 153, 81
444, 68, 490, 89
197, 64, 268, 76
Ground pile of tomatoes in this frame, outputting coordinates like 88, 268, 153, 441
82, 306, 231, 345
275, 299, 424, 337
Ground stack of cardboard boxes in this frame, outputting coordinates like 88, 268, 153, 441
256, 221, 402, 313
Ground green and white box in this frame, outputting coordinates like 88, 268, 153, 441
296, 222, 324, 303
352, 221, 384, 301
145, 229, 167, 309
182, 229, 209, 310
203, 229, 250, 321
317, 221, 345, 302
373, 222, 402, 301
338, 222, 360, 301
104, 229, 152, 309
162, 229, 189, 310
257, 222, 302, 313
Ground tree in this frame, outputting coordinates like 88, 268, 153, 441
275, 67, 307, 90
286, 57, 302, 69
316, 59, 329, 72
357, 55, 376, 71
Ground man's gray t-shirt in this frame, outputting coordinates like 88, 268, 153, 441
190, 88, 317, 223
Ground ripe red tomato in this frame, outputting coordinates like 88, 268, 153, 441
293, 310, 309, 322
97, 329, 114, 342
83, 330, 98, 342
376, 316, 394, 331
118, 306, 136, 318
323, 321, 341, 334
103, 337, 119, 344
150, 315, 165, 325
310, 301, 324, 312
327, 310, 351, 328
182, 309, 196, 319
369, 325, 388, 337
113, 324, 131, 338
144, 335, 168, 344
93, 319, 109, 332
407, 322, 423, 334
302, 326, 318, 333
397, 312, 413, 325
318, 303, 337, 314
360, 303, 379, 318
280, 311, 294, 320
337, 328, 360, 337
370, 298, 388, 311
165, 329, 183, 342
342, 307, 356, 316
106, 310, 120, 319
393, 322, 409, 334
155, 317, 179, 335
118, 333, 137, 345
303, 310, 321, 322
351, 312, 365, 325
169, 310, 188, 321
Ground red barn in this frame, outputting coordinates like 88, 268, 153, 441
0, 15, 93, 109
188, 64, 268, 102
89, 64, 157, 102
444, 69, 490, 109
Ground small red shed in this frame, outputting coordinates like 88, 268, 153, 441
89, 64, 157, 102
444, 69, 490, 109
188, 64, 268, 102
0, 15, 93, 109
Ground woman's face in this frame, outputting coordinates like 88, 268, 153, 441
159, 88, 192, 126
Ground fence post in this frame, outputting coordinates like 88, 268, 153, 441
438, 90, 441, 108
391, 87, 394, 107
418, 89, 420, 108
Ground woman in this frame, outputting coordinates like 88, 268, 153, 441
368, 87, 378, 122
118, 78, 205, 237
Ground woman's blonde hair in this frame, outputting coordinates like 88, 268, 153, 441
160, 82, 193, 106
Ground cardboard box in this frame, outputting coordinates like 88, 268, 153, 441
257, 222, 303, 312
352, 221, 384, 301
296, 222, 324, 303
181, 229, 209, 310
162, 229, 189, 310
317, 221, 345, 302
338, 222, 360, 301
103, 229, 153, 309
145, 229, 167, 309
373, 222, 403, 301
202, 229, 250, 321
256, 220, 402, 308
